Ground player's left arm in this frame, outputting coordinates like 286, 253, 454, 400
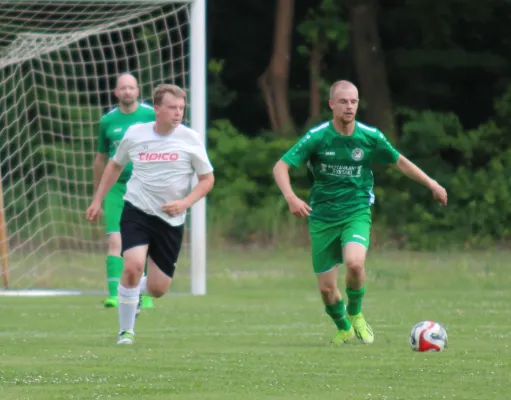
185, 172, 215, 207
394, 155, 447, 205
162, 139, 215, 217
374, 130, 447, 206
161, 172, 214, 217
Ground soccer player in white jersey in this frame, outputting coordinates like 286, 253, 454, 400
86, 84, 215, 345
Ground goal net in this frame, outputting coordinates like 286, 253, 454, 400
0, 0, 207, 295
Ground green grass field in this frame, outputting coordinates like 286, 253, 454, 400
1, 247, 510, 399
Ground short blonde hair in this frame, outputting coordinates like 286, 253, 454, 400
153, 84, 186, 106
329, 80, 358, 99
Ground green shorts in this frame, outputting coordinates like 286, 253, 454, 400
309, 208, 371, 274
104, 182, 127, 234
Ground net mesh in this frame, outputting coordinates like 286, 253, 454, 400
0, 0, 193, 291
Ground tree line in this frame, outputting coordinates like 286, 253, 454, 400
2, 0, 511, 250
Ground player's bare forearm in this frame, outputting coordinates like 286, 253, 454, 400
183, 172, 215, 207
273, 160, 296, 199
395, 155, 436, 189
395, 155, 448, 205
93, 153, 108, 195
93, 160, 123, 204
273, 160, 312, 216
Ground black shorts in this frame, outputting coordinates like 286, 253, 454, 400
120, 201, 184, 278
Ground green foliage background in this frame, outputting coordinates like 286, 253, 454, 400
2, 0, 511, 251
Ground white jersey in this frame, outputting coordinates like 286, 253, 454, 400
112, 122, 213, 226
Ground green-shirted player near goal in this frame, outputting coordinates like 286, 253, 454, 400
94, 73, 156, 309
273, 80, 448, 345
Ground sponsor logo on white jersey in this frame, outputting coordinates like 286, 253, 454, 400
138, 152, 179, 161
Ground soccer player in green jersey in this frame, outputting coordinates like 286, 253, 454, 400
94, 74, 156, 309
273, 80, 448, 345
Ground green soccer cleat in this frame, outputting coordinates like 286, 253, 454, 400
135, 295, 154, 317
136, 297, 142, 317
331, 326, 355, 344
349, 313, 374, 344
117, 331, 135, 345
140, 295, 154, 309
103, 296, 118, 308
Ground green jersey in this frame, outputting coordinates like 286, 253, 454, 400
97, 103, 155, 183
281, 120, 400, 222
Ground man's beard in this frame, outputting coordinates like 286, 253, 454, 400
120, 97, 135, 107
340, 114, 354, 124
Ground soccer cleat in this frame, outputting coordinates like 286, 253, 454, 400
331, 326, 355, 344
349, 313, 375, 344
117, 331, 135, 345
136, 296, 154, 317
136, 297, 142, 317
103, 296, 118, 308
140, 296, 154, 309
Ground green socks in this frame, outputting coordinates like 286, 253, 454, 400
325, 299, 351, 331
346, 286, 366, 316
325, 287, 366, 330
106, 255, 124, 297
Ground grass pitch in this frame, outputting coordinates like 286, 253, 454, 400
0, 248, 510, 399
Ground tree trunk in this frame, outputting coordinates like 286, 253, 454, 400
348, 0, 396, 140
258, 0, 295, 136
308, 44, 322, 123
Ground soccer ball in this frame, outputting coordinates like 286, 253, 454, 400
409, 320, 447, 352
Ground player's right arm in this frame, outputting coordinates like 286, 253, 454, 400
273, 131, 319, 218
273, 160, 312, 218
94, 118, 109, 195
87, 159, 124, 222
87, 132, 131, 222
93, 154, 108, 195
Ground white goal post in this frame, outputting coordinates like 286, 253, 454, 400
0, 0, 207, 295
189, 0, 207, 296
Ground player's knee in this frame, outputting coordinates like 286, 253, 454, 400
107, 234, 122, 256
148, 288, 166, 298
146, 280, 170, 298
345, 258, 364, 273
318, 281, 336, 297
318, 282, 339, 304
123, 259, 144, 280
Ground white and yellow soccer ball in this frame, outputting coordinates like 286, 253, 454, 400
409, 320, 448, 352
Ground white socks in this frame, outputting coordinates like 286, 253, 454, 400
138, 276, 148, 295
118, 284, 139, 334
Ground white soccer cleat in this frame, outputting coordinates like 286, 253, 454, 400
117, 331, 135, 344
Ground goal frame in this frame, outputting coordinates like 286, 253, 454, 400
0, 0, 208, 295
